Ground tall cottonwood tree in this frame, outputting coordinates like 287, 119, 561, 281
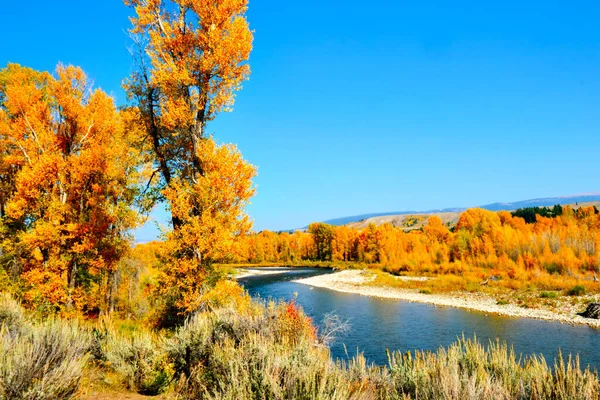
125, 0, 256, 316
125, 0, 253, 196
0, 64, 142, 314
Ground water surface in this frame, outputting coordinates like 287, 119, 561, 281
239, 268, 600, 370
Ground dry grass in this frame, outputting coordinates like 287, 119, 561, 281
385, 337, 598, 399
370, 263, 600, 313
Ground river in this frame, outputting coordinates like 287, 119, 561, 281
238, 267, 600, 370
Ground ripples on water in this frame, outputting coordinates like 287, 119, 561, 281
238, 268, 600, 370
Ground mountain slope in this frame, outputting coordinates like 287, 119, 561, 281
315, 194, 600, 228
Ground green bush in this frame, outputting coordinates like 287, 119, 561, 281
567, 285, 586, 296
540, 291, 558, 299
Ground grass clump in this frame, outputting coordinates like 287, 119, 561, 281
567, 285, 586, 296
0, 293, 25, 334
165, 301, 600, 400
540, 291, 558, 299
168, 301, 366, 399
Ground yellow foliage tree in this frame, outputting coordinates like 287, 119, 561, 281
0, 64, 142, 314
125, 0, 256, 318
157, 138, 255, 315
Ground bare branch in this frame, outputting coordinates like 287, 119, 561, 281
20, 107, 44, 154
318, 312, 351, 346
10, 137, 31, 165
79, 122, 94, 146
142, 169, 159, 195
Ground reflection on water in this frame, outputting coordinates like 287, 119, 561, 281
239, 268, 600, 370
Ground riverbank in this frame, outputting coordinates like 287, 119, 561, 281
295, 269, 600, 327
232, 264, 337, 279
234, 267, 292, 279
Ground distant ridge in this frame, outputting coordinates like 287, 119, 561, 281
478, 194, 600, 211
309, 194, 600, 228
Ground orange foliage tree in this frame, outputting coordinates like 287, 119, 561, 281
125, 0, 256, 318
157, 139, 255, 315
0, 64, 142, 314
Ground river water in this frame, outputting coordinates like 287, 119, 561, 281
238, 268, 600, 370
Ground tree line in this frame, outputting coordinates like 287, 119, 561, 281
232, 206, 600, 288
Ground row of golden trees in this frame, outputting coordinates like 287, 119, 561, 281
233, 206, 600, 282
0, 0, 256, 319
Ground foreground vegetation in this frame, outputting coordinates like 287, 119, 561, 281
1, 292, 599, 400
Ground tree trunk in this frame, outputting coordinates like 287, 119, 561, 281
191, 117, 205, 179
66, 258, 78, 309
109, 270, 118, 314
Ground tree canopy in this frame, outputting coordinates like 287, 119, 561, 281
0, 64, 143, 314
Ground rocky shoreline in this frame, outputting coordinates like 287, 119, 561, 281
295, 269, 600, 328
234, 268, 291, 279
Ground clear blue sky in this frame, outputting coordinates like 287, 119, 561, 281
2, 1, 599, 241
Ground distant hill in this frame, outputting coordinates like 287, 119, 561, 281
478, 194, 600, 211
346, 211, 462, 231
304, 194, 600, 229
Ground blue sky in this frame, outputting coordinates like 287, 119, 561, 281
2, 1, 599, 240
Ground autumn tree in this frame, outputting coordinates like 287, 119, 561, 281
332, 225, 353, 262
0, 64, 142, 314
125, 0, 256, 318
230, 205, 600, 293
423, 216, 450, 244
308, 223, 334, 261
156, 139, 255, 316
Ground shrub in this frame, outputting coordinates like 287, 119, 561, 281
4, 293, 599, 400
386, 337, 599, 399
199, 279, 252, 312
567, 285, 586, 296
0, 293, 26, 334
0, 318, 90, 400
540, 291, 558, 299
99, 322, 173, 395
170, 301, 374, 399
170, 303, 600, 400
166, 310, 227, 381
276, 300, 317, 344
